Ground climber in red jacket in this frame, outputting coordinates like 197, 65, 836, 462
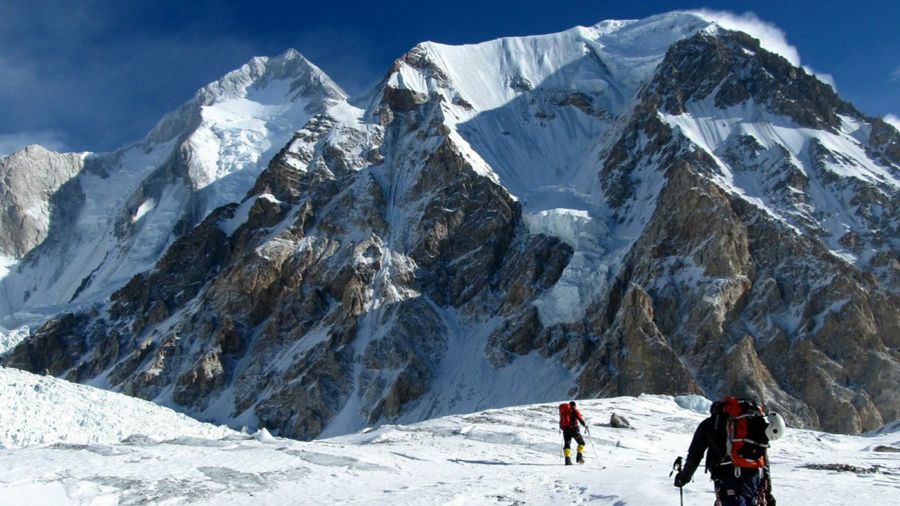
559, 401, 587, 465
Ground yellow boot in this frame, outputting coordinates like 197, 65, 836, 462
564, 447, 572, 465
576, 444, 585, 464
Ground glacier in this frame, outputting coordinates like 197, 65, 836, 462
1, 365, 897, 504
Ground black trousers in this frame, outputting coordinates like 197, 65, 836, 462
562, 427, 585, 449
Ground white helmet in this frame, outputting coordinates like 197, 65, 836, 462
766, 412, 786, 441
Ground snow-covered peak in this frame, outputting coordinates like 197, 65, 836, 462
370, 13, 754, 327
379, 10, 826, 123
580, 11, 712, 56
373, 11, 719, 201
199, 48, 346, 104
168, 49, 350, 191
145, 49, 346, 149
3, 144, 59, 160
0, 49, 349, 322
381, 11, 711, 118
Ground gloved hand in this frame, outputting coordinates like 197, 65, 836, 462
673, 471, 691, 487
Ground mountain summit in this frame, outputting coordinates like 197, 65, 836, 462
0, 49, 345, 321
2, 12, 898, 438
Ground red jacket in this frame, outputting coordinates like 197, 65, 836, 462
560, 405, 586, 429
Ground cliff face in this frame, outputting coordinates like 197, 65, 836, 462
4, 14, 898, 437
0, 146, 84, 259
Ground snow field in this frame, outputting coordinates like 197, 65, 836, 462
0, 326, 29, 356
1, 384, 896, 505
0, 367, 235, 449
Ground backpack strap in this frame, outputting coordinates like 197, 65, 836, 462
732, 437, 769, 447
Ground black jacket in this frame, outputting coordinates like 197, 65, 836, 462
682, 414, 729, 481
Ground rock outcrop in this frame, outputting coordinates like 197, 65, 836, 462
0, 146, 84, 258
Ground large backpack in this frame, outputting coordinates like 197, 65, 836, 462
559, 403, 573, 429
718, 396, 770, 469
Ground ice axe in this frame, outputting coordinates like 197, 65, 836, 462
669, 456, 684, 506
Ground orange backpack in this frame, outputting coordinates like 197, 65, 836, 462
721, 396, 770, 469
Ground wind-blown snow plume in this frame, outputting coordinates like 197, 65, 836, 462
690, 10, 801, 65
885, 114, 900, 130
691, 10, 836, 89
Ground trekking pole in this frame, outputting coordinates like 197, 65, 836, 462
559, 427, 564, 460
669, 456, 684, 506
585, 424, 596, 462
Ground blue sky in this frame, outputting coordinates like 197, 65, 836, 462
1, 0, 897, 155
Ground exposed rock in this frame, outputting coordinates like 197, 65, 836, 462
799, 463, 885, 474
0, 145, 84, 258
610, 413, 632, 429
485, 307, 542, 367
383, 86, 429, 112
508, 75, 533, 92
3, 313, 90, 376
866, 118, 900, 166
579, 284, 701, 397
495, 234, 572, 314
651, 30, 855, 131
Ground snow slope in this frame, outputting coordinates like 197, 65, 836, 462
1, 388, 897, 505
660, 99, 900, 266
377, 10, 898, 329
374, 13, 716, 326
0, 367, 234, 448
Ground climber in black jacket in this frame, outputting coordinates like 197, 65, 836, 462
673, 401, 776, 506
